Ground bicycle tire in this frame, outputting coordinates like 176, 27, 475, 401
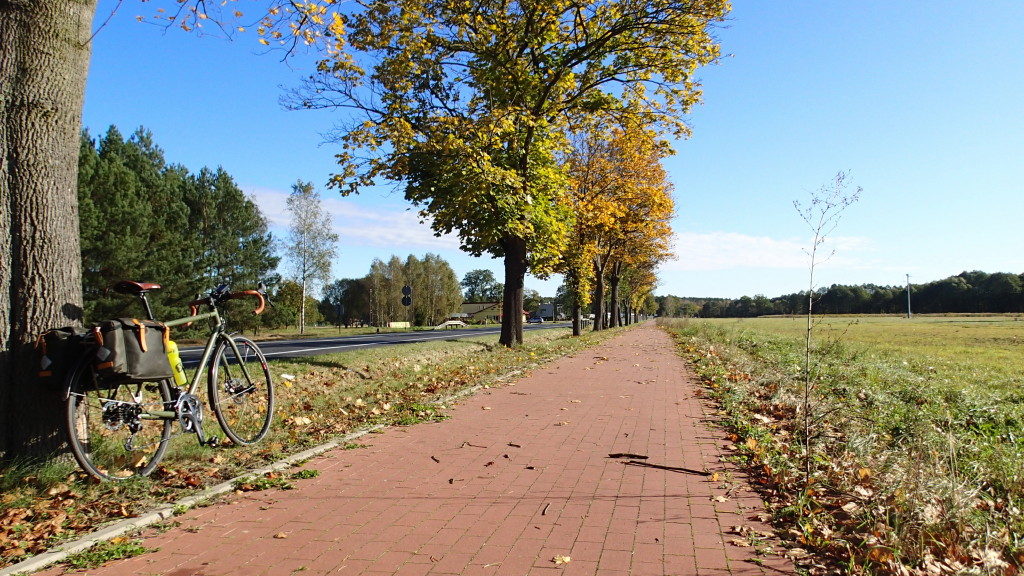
208, 335, 274, 445
64, 350, 173, 481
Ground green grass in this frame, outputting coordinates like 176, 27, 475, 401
660, 316, 1024, 574
63, 538, 154, 570
706, 315, 1024, 391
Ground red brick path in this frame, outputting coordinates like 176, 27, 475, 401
47, 325, 793, 576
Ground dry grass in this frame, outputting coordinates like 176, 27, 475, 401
660, 316, 1024, 576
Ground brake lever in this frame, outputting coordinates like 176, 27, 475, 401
258, 282, 274, 308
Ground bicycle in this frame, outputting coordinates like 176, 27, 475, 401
63, 281, 275, 481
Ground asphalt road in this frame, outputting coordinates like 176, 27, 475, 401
178, 322, 571, 366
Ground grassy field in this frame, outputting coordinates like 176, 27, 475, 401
660, 315, 1023, 575
706, 315, 1024, 390
0, 325, 616, 567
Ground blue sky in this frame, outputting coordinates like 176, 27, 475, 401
82, 1, 1024, 299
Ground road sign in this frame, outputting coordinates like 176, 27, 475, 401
402, 295, 412, 307
401, 285, 412, 296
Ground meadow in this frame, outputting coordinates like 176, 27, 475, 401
661, 315, 1024, 575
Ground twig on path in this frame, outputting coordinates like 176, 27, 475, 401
623, 460, 710, 476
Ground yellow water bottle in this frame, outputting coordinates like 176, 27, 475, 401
166, 339, 187, 386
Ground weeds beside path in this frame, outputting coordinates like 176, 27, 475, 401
661, 317, 1024, 576
0, 326, 616, 569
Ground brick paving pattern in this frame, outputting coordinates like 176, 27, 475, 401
44, 325, 793, 576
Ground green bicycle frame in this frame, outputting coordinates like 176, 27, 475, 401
140, 307, 256, 421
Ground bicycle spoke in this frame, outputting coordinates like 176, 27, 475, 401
209, 336, 274, 445
65, 356, 173, 481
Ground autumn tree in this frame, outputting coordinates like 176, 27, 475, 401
563, 120, 675, 332
0, 2, 98, 455
285, 180, 339, 335
289, 0, 728, 346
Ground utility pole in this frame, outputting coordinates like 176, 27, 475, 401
905, 274, 912, 319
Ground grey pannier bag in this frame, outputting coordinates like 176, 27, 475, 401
92, 318, 173, 383
35, 326, 89, 391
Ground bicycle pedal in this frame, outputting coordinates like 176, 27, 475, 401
204, 436, 220, 448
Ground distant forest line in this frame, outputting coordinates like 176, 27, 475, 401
656, 270, 1024, 318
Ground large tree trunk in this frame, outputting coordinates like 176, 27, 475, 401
499, 235, 526, 347
571, 302, 581, 337
0, 1, 95, 457
608, 262, 621, 328
591, 260, 605, 331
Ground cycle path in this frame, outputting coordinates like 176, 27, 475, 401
42, 325, 794, 576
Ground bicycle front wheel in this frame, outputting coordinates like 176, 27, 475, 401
65, 351, 173, 481
208, 335, 274, 445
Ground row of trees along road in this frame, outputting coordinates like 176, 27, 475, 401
558, 121, 675, 335
81, 129, 346, 337
656, 270, 1024, 318
319, 255, 462, 328
1, 1, 727, 456
79, 127, 279, 326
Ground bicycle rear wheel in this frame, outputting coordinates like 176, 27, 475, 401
64, 351, 173, 481
208, 335, 274, 445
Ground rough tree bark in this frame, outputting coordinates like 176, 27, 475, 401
591, 259, 605, 332
0, 0, 95, 457
608, 262, 621, 328
499, 235, 526, 347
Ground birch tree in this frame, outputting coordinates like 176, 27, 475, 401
285, 180, 338, 334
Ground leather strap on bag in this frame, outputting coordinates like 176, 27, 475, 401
130, 319, 148, 352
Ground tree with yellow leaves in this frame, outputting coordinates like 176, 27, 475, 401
563, 120, 675, 332
288, 0, 728, 346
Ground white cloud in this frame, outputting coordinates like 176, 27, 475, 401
666, 231, 872, 271
245, 185, 461, 251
